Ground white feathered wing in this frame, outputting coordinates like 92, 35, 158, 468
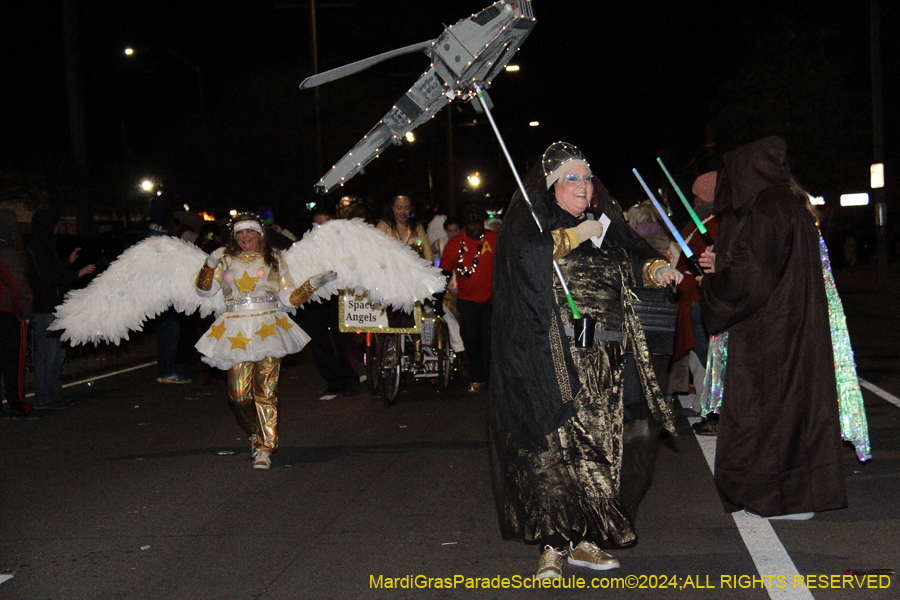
50, 236, 224, 346
283, 218, 445, 312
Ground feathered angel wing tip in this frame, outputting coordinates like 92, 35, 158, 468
283, 218, 446, 310
427, 214, 447, 247
51, 235, 214, 346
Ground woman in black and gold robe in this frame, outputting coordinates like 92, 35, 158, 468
490, 142, 678, 578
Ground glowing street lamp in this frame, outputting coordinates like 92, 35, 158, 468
140, 179, 154, 192
467, 172, 481, 188
405, 131, 415, 143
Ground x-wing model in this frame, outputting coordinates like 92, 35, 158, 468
301, 0, 535, 194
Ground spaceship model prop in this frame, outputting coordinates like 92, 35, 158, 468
301, 0, 535, 194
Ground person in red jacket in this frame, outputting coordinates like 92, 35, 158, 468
440, 205, 497, 393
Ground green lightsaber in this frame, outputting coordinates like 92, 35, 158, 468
656, 157, 714, 246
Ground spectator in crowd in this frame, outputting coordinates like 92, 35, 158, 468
258, 205, 296, 250
26, 209, 96, 410
301, 209, 360, 399
0, 208, 37, 420
147, 199, 192, 384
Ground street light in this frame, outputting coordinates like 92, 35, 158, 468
140, 179, 154, 192
467, 172, 481, 188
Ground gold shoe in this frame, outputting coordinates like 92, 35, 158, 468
536, 546, 566, 579
567, 540, 619, 571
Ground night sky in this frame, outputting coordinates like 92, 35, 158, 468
1, 0, 897, 227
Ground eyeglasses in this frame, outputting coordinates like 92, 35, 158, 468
562, 173, 593, 184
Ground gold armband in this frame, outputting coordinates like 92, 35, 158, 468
642, 259, 669, 288
195, 263, 216, 291
551, 228, 581, 260
288, 280, 316, 307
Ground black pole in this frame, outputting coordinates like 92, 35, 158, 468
447, 107, 455, 216
311, 0, 324, 176
871, 0, 887, 287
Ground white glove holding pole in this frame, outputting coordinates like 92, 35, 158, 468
572, 220, 605, 245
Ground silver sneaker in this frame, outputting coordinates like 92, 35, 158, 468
252, 448, 271, 470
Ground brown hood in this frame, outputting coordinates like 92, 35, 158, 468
714, 136, 791, 215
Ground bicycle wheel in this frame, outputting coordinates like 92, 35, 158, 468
379, 333, 402, 404
436, 321, 452, 392
366, 333, 380, 393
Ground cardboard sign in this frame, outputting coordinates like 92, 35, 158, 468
338, 291, 422, 334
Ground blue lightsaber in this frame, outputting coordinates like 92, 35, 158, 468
632, 168, 707, 275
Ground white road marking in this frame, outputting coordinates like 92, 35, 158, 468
0, 574, 12, 584
689, 418, 815, 600
858, 377, 900, 409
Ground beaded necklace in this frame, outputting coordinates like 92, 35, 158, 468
456, 234, 485, 277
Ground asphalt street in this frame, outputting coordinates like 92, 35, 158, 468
1, 262, 898, 600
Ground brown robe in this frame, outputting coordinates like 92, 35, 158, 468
700, 136, 847, 516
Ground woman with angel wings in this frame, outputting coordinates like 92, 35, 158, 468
194, 212, 336, 469
52, 213, 445, 471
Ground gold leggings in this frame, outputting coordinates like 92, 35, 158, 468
227, 356, 282, 452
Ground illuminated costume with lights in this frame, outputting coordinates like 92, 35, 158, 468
490, 142, 676, 564
699, 136, 847, 517
194, 213, 317, 465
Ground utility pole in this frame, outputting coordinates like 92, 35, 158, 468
871, 0, 887, 287
310, 0, 324, 176
62, 0, 87, 172
447, 107, 455, 216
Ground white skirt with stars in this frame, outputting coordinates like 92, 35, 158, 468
194, 306, 311, 370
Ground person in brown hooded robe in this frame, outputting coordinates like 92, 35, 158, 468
699, 136, 847, 518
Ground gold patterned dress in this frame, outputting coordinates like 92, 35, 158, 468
491, 196, 675, 549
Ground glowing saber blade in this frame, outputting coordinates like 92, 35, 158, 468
632, 168, 706, 275
656, 157, 714, 245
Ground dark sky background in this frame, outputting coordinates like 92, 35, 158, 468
1, 0, 897, 235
